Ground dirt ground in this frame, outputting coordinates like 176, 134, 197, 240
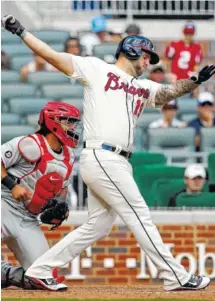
2, 283, 215, 300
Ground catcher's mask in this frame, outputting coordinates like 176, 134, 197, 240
38, 102, 81, 148
115, 35, 159, 65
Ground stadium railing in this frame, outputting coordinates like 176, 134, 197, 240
30, 0, 215, 22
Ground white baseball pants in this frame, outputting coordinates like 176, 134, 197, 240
26, 148, 190, 290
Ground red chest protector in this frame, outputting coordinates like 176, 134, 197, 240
20, 134, 73, 214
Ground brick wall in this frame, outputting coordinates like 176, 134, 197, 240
2, 224, 215, 284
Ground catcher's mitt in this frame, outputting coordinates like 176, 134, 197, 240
39, 198, 69, 230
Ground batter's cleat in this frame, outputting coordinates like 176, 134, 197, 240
167, 275, 210, 291
25, 276, 68, 291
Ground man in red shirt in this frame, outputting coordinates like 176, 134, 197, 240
165, 22, 203, 80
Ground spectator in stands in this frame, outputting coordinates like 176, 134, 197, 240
147, 62, 177, 84
1, 50, 10, 69
80, 15, 110, 55
165, 21, 203, 80
149, 100, 186, 128
188, 92, 215, 149
64, 37, 83, 56
109, 28, 122, 43
20, 54, 53, 82
125, 23, 141, 36
168, 164, 206, 207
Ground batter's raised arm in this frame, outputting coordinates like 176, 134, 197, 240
155, 65, 215, 107
1, 15, 74, 76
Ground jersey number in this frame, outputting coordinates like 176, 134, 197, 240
178, 51, 191, 69
134, 100, 144, 117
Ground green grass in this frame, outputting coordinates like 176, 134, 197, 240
1, 297, 211, 301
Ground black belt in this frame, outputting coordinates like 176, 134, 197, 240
83, 142, 132, 159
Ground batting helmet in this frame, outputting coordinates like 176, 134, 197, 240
115, 35, 159, 65
38, 102, 81, 148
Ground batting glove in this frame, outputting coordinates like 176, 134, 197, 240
1, 15, 25, 36
190, 65, 215, 85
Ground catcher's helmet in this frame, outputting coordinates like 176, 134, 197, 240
115, 35, 159, 65
38, 102, 81, 148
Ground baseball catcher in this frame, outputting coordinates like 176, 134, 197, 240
1, 102, 81, 290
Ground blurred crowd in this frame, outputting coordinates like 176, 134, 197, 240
2, 15, 215, 208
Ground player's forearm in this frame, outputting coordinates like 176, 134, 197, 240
21, 31, 73, 76
155, 79, 198, 106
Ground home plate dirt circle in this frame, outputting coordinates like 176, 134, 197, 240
2, 283, 215, 300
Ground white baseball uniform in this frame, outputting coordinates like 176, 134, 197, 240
1, 134, 74, 270
26, 56, 191, 290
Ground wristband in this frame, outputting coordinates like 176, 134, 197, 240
20, 29, 27, 39
1, 175, 18, 191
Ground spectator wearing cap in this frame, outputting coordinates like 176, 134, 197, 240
109, 28, 122, 43
165, 21, 203, 80
80, 15, 110, 55
168, 164, 206, 207
149, 100, 186, 129
125, 23, 141, 36
188, 92, 215, 148
146, 62, 177, 84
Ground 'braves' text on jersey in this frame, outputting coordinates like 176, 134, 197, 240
71, 56, 161, 151
165, 40, 202, 80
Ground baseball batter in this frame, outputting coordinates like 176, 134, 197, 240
2, 15, 215, 291
1, 101, 81, 290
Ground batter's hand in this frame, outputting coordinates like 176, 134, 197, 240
1, 15, 25, 36
11, 185, 32, 202
190, 65, 215, 85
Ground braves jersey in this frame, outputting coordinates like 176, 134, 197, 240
165, 40, 203, 80
1, 134, 74, 218
70, 55, 161, 152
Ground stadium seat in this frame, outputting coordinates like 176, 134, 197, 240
1, 70, 21, 83
176, 192, 215, 207
180, 114, 197, 123
1, 125, 35, 144
129, 152, 167, 170
49, 43, 64, 52
147, 128, 195, 163
10, 55, 33, 71
61, 98, 83, 112
201, 128, 215, 152
2, 43, 33, 57
92, 43, 118, 63
2, 84, 38, 102
8, 98, 50, 115
137, 113, 161, 129
1, 30, 21, 44
154, 178, 209, 207
1, 113, 22, 125
27, 71, 70, 86
208, 153, 215, 182
26, 114, 39, 126
41, 84, 84, 99
134, 165, 185, 206
133, 127, 145, 151
31, 30, 70, 44
177, 98, 197, 114
144, 107, 158, 114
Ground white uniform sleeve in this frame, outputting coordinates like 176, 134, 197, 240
69, 54, 106, 86
139, 79, 162, 109
1, 137, 23, 169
